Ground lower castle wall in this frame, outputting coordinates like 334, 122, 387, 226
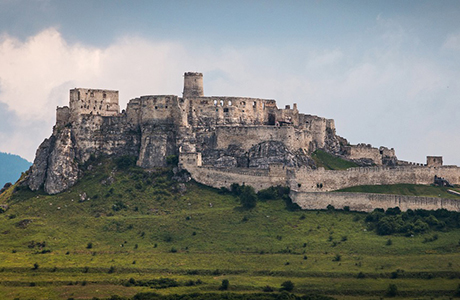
290, 191, 460, 212
183, 165, 286, 191
292, 166, 460, 192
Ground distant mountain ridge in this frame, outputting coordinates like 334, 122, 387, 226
0, 152, 31, 187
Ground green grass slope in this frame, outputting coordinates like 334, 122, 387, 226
0, 157, 459, 300
311, 150, 359, 170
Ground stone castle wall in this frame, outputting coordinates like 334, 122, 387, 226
290, 191, 460, 212
69, 88, 119, 119
291, 165, 460, 192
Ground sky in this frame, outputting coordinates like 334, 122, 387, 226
0, 0, 459, 165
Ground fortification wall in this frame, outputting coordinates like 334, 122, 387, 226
183, 163, 287, 191
343, 144, 382, 165
290, 191, 460, 212
299, 114, 335, 150
56, 106, 70, 126
214, 126, 307, 152
188, 96, 279, 126
125, 95, 183, 126
69, 88, 119, 119
292, 166, 460, 192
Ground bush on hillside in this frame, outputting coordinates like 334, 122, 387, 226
240, 186, 257, 209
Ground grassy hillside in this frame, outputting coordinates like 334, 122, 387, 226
0, 157, 460, 300
0, 152, 31, 187
311, 150, 359, 170
336, 184, 460, 200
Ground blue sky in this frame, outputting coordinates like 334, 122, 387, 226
0, 0, 459, 165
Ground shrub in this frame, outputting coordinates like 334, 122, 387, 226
166, 155, 178, 166
263, 285, 274, 292
280, 280, 294, 292
332, 254, 341, 262
32, 263, 39, 270
115, 155, 136, 170
386, 239, 392, 246
219, 279, 229, 290
239, 186, 257, 209
86, 242, 93, 249
357, 272, 365, 278
386, 283, 398, 297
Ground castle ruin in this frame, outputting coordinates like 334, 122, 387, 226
26, 72, 460, 212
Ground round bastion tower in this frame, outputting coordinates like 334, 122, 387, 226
183, 72, 204, 98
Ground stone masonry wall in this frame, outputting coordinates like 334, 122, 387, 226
291, 191, 460, 212
291, 166, 460, 192
69, 88, 119, 119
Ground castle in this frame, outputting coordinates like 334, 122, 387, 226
26, 72, 460, 212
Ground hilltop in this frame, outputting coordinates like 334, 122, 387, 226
21, 72, 460, 213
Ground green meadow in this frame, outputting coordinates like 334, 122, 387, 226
0, 158, 459, 299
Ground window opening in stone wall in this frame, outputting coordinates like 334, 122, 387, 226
228, 100, 232, 106
241, 101, 246, 106
214, 100, 217, 106
268, 113, 276, 125
263, 103, 265, 109
78, 91, 80, 100
220, 100, 224, 106
90, 91, 94, 97
103, 93, 106, 99
155, 106, 158, 110
223, 107, 229, 113
253, 101, 256, 107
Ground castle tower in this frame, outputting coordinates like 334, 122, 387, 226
427, 156, 443, 167
183, 72, 204, 98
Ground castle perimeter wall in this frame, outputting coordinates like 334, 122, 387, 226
292, 166, 460, 192
215, 126, 305, 152
290, 191, 460, 212
183, 164, 287, 191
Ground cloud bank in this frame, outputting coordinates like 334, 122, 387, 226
0, 26, 459, 166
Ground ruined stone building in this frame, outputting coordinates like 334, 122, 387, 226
26, 72, 460, 212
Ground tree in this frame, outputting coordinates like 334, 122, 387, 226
280, 280, 294, 292
239, 186, 257, 209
